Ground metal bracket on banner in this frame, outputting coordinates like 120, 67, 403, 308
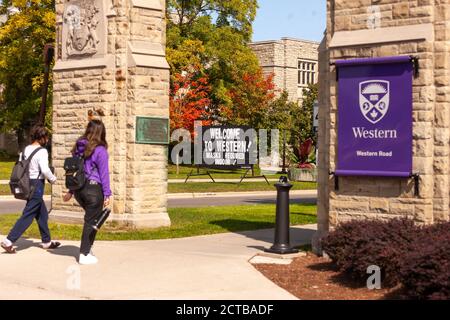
411, 173, 420, 197
410, 56, 419, 78
329, 62, 338, 81
329, 171, 339, 191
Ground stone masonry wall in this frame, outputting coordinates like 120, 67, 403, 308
249, 38, 320, 102
282, 38, 320, 102
316, 0, 450, 247
51, 0, 170, 228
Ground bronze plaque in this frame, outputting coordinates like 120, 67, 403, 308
135, 117, 169, 145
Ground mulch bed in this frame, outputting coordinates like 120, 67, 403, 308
254, 252, 403, 300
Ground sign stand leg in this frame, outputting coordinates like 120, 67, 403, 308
184, 169, 194, 183
184, 166, 216, 183
238, 166, 270, 186
207, 171, 215, 183
238, 168, 250, 185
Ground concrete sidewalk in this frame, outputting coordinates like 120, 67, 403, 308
0, 225, 316, 300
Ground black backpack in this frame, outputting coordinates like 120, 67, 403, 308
64, 155, 86, 191
9, 147, 44, 200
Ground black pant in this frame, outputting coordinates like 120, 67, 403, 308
74, 183, 104, 255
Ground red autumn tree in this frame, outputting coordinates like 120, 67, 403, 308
170, 71, 213, 134
221, 69, 276, 129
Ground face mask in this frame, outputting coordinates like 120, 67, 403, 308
40, 139, 50, 148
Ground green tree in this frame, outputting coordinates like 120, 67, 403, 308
263, 86, 318, 166
0, 0, 55, 148
285, 83, 318, 166
167, 0, 257, 41
294, 83, 318, 145
265, 91, 298, 131
263, 91, 300, 163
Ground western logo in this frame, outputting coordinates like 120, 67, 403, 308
359, 80, 390, 124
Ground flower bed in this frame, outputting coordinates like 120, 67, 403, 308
321, 219, 450, 300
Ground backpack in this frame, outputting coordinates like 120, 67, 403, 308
64, 155, 86, 191
9, 147, 44, 200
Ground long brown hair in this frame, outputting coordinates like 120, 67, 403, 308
72, 120, 108, 157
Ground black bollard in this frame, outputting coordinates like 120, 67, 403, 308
265, 176, 299, 254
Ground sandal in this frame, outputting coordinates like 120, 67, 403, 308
47, 241, 61, 250
1, 243, 16, 254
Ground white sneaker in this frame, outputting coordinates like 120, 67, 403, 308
79, 253, 98, 265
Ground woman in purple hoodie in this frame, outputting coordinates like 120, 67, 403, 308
63, 120, 111, 265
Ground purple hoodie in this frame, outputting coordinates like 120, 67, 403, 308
74, 139, 112, 197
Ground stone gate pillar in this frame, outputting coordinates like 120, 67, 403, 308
50, 0, 171, 228
314, 0, 450, 251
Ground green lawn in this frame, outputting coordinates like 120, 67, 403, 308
168, 181, 317, 193
0, 161, 316, 195
0, 203, 317, 241
168, 164, 282, 180
0, 184, 52, 196
0, 161, 14, 180
1, 162, 281, 180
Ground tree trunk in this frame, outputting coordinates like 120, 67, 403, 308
16, 128, 28, 151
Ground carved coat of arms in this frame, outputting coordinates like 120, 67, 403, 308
359, 80, 390, 124
64, 0, 100, 57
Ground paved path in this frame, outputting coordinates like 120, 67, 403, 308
0, 190, 317, 214
169, 191, 316, 208
0, 225, 317, 299
0, 198, 54, 215
169, 178, 280, 183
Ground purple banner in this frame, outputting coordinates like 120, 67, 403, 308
335, 56, 413, 177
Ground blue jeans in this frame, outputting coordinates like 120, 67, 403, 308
8, 179, 51, 243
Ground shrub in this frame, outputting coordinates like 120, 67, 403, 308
321, 219, 450, 299
398, 222, 450, 300
321, 218, 417, 287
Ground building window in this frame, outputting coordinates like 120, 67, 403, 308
298, 60, 316, 86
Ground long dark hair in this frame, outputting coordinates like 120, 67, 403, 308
72, 120, 108, 158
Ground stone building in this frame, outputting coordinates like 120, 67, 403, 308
50, 0, 171, 228
315, 0, 450, 250
249, 37, 320, 102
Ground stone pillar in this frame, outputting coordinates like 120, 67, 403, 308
51, 0, 171, 228
315, 0, 450, 251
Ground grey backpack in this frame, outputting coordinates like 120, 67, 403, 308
9, 147, 43, 200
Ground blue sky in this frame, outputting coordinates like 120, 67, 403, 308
252, 0, 326, 42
